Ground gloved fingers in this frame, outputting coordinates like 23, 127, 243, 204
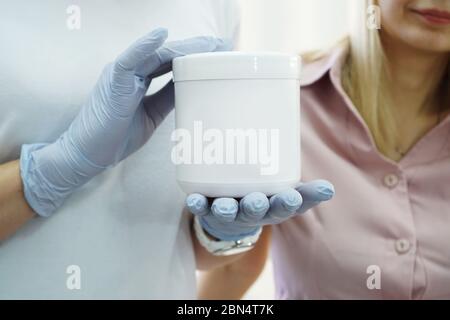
186, 193, 209, 216
138, 36, 233, 78
211, 198, 239, 223
237, 192, 270, 224
115, 28, 168, 72
295, 180, 335, 214
265, 188, 303, 222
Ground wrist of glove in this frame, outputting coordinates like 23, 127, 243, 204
187, 180, 335, 242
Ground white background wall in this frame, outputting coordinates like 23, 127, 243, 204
238, 0, 350, 53
236, 0, 350, 300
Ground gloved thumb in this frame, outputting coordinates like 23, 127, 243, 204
296, 180, 335, 214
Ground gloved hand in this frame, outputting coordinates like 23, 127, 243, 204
20, 28, 231, 217
186, 180, 335, 241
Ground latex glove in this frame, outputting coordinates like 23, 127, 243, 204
20, 28, 231, 217
186, 180, 335, 241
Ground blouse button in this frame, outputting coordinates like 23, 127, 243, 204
383, 173, 399, 189
395, 239, 411, 254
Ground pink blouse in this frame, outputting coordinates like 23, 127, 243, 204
272, 44, 450, 299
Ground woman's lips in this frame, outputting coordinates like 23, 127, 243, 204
411, 8, 450, 26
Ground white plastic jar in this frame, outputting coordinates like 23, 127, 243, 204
172, 52, 301, 198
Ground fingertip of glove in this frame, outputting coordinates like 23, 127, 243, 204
241, 192, 270, 217
297, 180, 335, 201
270, 189, 303, 213
211, 198, 238, 222
149, 27, 169, 41
314, 180, 335, 200
186, 193, 208, 215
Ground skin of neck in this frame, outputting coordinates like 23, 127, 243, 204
381, 31, 449, 116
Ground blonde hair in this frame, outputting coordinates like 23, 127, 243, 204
344, 0, 393, 154
306, 0, 450, 155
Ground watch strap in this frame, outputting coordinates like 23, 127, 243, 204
193, 216, 262, 256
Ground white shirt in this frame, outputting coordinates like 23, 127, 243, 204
0, 0, 240, 299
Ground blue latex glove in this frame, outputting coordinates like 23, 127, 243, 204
186, 180, 335, 241
20, 28, 231, 217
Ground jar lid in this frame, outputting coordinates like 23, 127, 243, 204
172, 52, 301, 82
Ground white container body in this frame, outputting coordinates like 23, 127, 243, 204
172, 52, 301, 198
